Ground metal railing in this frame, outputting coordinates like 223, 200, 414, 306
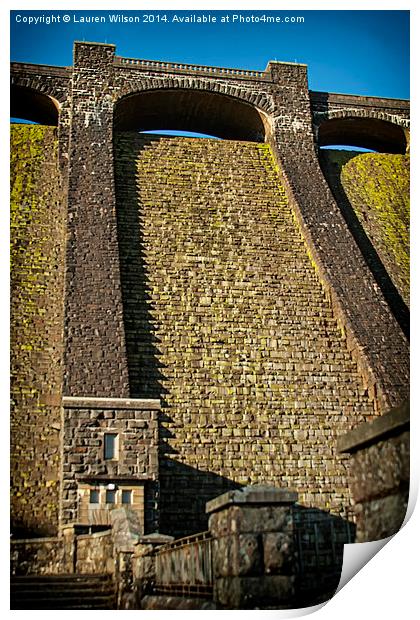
154, 530, 213, 598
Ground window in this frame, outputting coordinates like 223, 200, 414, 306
121, 490, 132, 505
104, 433, 118, 460
89, 489, 100, 504
105, 489, 116, 504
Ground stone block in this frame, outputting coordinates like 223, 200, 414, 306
263, 531, 295, 574
213, 533, 261, 577
214, 574, 294, 608
356, 492, 409, 542
208, 487, 296, 541
348, 432, 409, 503
239, 505, 292, 534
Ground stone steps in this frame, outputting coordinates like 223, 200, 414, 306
10, 573, 117, 610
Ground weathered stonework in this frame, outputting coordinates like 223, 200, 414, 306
62, 398, 160, 531
10, 41, 409, 544
10, 41, 410, 413
337, 401, 409, 541
115, 133, 376, 535
64, 43, 130, 398
320, 150, 410, 330
10, 125, 66, 536
310, 91, 410, 153
11, 537, 67, 576
341, 154, 409, 304
75, 530, 115, 574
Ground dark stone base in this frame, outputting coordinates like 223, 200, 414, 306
141, 595, 217, 610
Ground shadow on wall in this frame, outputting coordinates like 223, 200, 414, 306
319, 151, 409, 339
159, 459, 243, 539
292, 504, 356, 606
114, 133, 242, 538
114, 134, 168, 400
316, 112, 408, 154
113, 89, 266, 142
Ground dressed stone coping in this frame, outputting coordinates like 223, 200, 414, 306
337, 400, 409, 454
206, 486, 298, 514
136, 533, 175, 545
75, 529, 112, 541
11, 536, 59, 544
62, 396, 161, 410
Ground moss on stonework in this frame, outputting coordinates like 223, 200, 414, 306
340, 153, 409, 306
114, 132, 375, 533
322, 150, 409, 307
11, 125, 51, 269
10, 123, 64, 535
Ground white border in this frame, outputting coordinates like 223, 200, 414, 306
3, 2, 418, 619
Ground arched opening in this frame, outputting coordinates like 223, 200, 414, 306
318, 116, 407, 154
10, 85, 59, 126
320, 145, 375, 154
318, 115, 410, 336
114, 89, 267, 142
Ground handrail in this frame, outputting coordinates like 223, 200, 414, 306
154, 530, 213, 590
156, 529, 212, 553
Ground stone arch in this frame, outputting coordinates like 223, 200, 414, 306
315, 109, 409, 153
11, 84, 60, 125
113, 77, 274, 141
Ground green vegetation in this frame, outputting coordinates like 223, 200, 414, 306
10, 124, 63, 531
322, 150, 410, 306
341, 153, 409, 305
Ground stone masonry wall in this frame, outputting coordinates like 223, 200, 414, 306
75, 530, 115, 574
266, 68, 409, 412
114, 132, 376, 537
10, 43, 409, 539
63, 42, 408, 412
11, 530, 114, 576
11, 537, 66, 576
10, 46, 410, 416
350, 431, 409, 541
337, 402, 409, 542
340, 154, 410, 303
309, 90, 410, 119
10, 125, 66, 536
62, 401, 159, 531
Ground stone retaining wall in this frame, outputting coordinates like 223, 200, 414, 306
11, 537, 67, 576
75, 530, 115, 574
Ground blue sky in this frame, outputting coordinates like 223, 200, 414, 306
10, 9, 409, 99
